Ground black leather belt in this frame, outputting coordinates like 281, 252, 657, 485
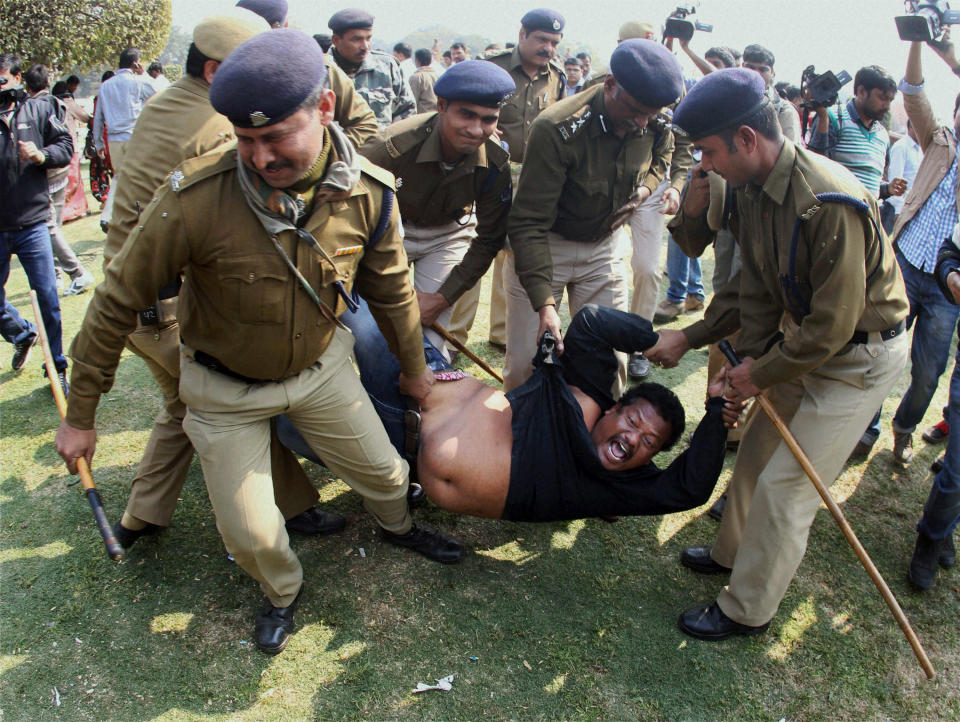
193, 349, 278, 385
849, 319, 905, 345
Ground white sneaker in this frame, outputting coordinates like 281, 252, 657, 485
63, 269, 95, 296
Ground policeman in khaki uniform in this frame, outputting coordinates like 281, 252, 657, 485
647, 69, 909, 639
360, 60, 515, 358
503, 39, 683, 393
102, 13, 379, 549
448, 8, 567, 350
56, 31, 461, 655
327, 9, 415, 129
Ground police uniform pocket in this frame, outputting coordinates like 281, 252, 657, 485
216, 254, 288, 325
569, 177, 610, 216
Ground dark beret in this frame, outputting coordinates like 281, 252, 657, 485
210, 29, 327, 128
434, 60, 516, 107
235, 0, 288, 27
328, 8, 374, 35
672, 68, 769, 140
520, 8, 565, 34
608, 39, 684, 109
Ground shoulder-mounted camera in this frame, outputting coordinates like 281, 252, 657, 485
799, 65, 852, 110
663, 4, 713, 42
896, 1, 960, 42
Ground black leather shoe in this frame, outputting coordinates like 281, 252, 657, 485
908, 531, 955, 590
381, 524, 463, 564
706, 494, 727, 521
254, 587, 302, 654
407, 482, 426, 508
680, 546, 731, 575
678, 602, 770, 640
284, 507, 346, 536
112, 521, 164, 549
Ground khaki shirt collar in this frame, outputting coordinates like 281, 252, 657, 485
414, 114, 488, 170
755, 139, 795, 206
509, 47, 550, 79
587, 86, 643, 141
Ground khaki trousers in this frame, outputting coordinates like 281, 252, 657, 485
122, 299, 318, 527
710, 328, 908, 626
404, 217, 475, 359
180, 328, 411, 607
99, 140, 127, 224
628, 179, 670, 321
502, 231, 629, 393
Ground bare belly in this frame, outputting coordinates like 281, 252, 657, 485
418, 378, 513, 518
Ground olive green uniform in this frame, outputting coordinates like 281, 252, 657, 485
70, 141, 424, 607
101, 66, 377, 530
331, 48, 415, 128
504, 84, 674, 391
448, 48, 567, 348
670, 141, 909, 625
361, 112, 511, 355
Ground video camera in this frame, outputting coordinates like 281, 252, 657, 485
896, 1, 960, 42
0, 76, 26, 107
663, 4, 713, 42
799, 65, 852, 110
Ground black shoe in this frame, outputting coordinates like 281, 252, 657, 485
100, 220, 109, 234
908, 531, 955, 590
628, 352, 651, 379
932, 454, 946, 473
112, 521, 164, 549
407, 482, 426, 508
54, 369, 69, 399
285, 507, 346, 536
706, 494, 727, 522
11, 334, 37, 371
678, 602, 770, 640
680, 545, 731, 575
381, 523, 463, 564
254, 587, 302, 654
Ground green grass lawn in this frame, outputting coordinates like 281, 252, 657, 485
2, 201, 959, 721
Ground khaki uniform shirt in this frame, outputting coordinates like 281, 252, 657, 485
509, 84, 674, 309
361, 112, 511, 304
104, 67, 377, 266
486, 48, 565, 163
408, 67, 439, 113
67, 143, 425, 429
670, 141, 908, 390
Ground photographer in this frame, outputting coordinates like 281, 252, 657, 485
0, 53, 73, 391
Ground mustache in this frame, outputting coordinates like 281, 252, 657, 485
536, 49, 553, 58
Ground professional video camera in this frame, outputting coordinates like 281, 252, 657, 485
799, 65, 852, 110
896, 1, 960, 42
0, 76, 26, 107
663, 4, 713, 42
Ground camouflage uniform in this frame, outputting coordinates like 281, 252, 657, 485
332, 48, 415, 128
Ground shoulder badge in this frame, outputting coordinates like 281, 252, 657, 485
556, 107, 592, 143
169, 170, 185, 192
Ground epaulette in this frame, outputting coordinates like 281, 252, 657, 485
555, 104, 593, 143
485, 136, 510, 168
485, 50, 513, 66
382, 119, 432, 159
165, 142, 238, 194
359, 154, 397, 190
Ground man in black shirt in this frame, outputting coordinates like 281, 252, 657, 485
280, 304, 739, 522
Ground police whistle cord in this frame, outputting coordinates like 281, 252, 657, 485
718, 339, 934, 680
430, 323, 503, 385
29, 291, 124, 562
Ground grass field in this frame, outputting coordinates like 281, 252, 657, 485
2, 200, 959, 721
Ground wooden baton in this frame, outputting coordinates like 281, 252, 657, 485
719, 339, 934, 679
430, 322, 503, 385
29, 291, 124, 561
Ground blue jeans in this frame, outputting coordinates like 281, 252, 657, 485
863, 251, 960, 442
276, 298, 451, 466
918, 337, 960, 540
665, 234, 704, 304
0, 222, 66, 370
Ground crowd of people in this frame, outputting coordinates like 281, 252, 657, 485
1, 0, 957, 657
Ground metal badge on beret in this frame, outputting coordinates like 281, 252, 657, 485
249, 111, 270, 126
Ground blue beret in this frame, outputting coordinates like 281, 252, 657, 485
672, 68, 769, 140
434, 60, 516, 107
609, 39, 684, 109
520, 8, 565, 34
328, 8, 374, 35
235, 0, 287, 27
210, 29, 327, 128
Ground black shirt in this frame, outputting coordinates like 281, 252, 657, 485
502, 304, 729, 522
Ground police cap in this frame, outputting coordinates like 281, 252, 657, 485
193, 13, 265, 62
434, 60, 516, 107
520, 9, 565, 34
235, 0, 288, 27
328, 8, 374, 35
672, 68, 769, 140
210, 29, 327, 128
618, 21, 655, 42
608, 39, 683, 109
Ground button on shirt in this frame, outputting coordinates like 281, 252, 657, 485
92, 68, 156, 151
896, 141, 960, 273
